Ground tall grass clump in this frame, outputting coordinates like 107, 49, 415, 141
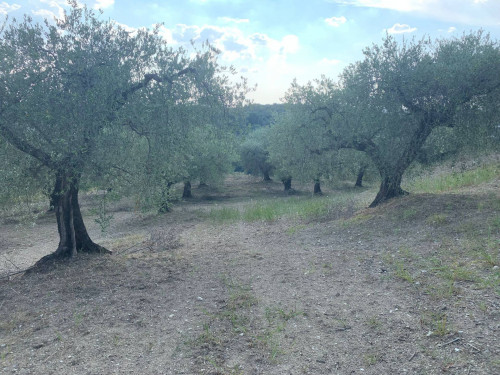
206, 191, 365, 224
406, 163, 499, 194
206, 207, 241, 223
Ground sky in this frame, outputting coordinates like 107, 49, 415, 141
2, 0, 500, 104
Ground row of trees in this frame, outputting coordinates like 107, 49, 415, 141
240, 32, 500, 206
0, 3, 248, 263
1, 3, 499, 263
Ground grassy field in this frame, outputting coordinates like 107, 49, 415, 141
0, 158, 499, 374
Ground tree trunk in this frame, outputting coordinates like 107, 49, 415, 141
34, 173, 109, 267
282, 177, 292, 192
368, 119, 434, 207
48, 187, 56, 212
355, 165, 366, 188
263, 170, 271, 181
313, 179, 322, 195
369, 169, 408, 208
183, 181, 192, 199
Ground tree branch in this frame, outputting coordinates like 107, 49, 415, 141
0, 121, 55, 168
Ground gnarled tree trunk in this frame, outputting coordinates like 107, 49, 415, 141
282, 177, 292, 193
182, 181, 192, 199
313, 179, 322, 195
35, 172, 109, 266
263, 170, 271, 181
355, 165, 366, 188
368, 119, 434, 207
369, 168, 408, 208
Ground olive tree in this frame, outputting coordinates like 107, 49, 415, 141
240, 126, 274, 181
0, 3, 229, 263
284, 32, 500, 207
267, 108, 332, 193
120, 50, 248, 207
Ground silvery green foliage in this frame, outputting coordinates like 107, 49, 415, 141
280, 32, 500, 206
0, 2, 249, 214
0, 139, 52, 211
240, 126, 274, 180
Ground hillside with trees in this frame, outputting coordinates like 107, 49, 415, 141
0, 4, 499, 374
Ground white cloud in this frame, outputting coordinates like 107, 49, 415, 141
330, 0, 500, 26
32, 8, 58, 19
37, 0, 67, 19
325, 16, 347, 27
386, 23, 417, 34
281, 35, 299, 54
157, 23, 300, 66
447, 26, 456, 33
115, 21, 139, 33
94, 0, 114, 9
331, 0, 422, 12
133, 21, 301, 104
218, 17, 249, 24
0, 2, 20, 14
156, 24, 175, 44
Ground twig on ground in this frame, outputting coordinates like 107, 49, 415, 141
438, 337, 461, 347
334, 325, 352, 332
0, 267, 34, 281
466, 342, 481, 352
42, 350, 58, 363
408, 352, 417, 361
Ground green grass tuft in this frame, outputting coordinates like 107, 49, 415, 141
407, 163, 499, 194
205, 192, 362, 224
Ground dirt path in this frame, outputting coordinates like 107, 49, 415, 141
0, 175, 499, 374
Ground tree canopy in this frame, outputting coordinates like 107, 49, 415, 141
0, 2, 247, 263
280, 32, 500, 206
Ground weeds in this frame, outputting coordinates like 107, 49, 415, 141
207, 207, 241, 223
340, 213, 373, 227
147, 228, 181, 251
188, 276, 303, 369
407, 163, 499, 193
426, 280, 458, 299
286, 224, 306, 235
73, 310, 84, 327
363, 351, 382, 366
205, 192, 362, 224
426, 213, 448, 226
402, 208, 418, 220
90, 191, 115, 234
393, 260, 414, 283
366, 316, 382, 330
421, 311, 450, 337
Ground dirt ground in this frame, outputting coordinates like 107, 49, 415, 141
0, 174, 499, 374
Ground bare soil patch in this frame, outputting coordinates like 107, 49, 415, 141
1, 174, 499, 374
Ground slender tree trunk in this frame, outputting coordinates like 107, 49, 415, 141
313, 179, 322, 195
183, 181, 192, 199
355, 165, 366, 188
282, 177, 292, 192
263, 170, 271, 181
35, 172, 109, 266
48, 186, 56, 212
